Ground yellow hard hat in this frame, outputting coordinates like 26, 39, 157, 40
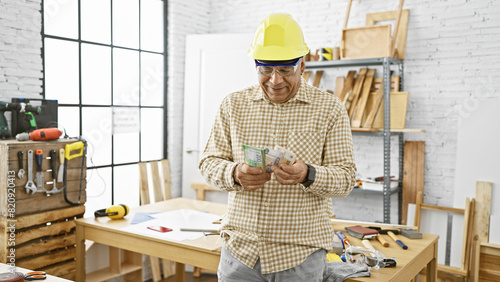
249, 13, 309, 61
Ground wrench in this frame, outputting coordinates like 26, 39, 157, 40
17, 151, 25, 179
25, 150, 37, 194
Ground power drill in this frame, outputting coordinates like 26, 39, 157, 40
16, 128, 63, 141
0, 101, 41, 138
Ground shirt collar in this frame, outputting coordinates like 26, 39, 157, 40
250, 77, 312, 104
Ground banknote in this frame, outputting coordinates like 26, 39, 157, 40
264, 147, 284, 172
243, 144, 266, 171
274, 145, 297, 165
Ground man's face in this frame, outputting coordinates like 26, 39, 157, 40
257, 59, 305, 104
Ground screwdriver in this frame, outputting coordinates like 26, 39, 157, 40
35, 149, 44, 189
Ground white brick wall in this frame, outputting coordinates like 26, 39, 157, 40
0, 0, 43, 102
167, 0, 210, 197
168, 0, 499, 223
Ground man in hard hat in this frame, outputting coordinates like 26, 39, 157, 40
199, 13, 356, 281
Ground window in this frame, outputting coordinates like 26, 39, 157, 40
42, 0, 167, 217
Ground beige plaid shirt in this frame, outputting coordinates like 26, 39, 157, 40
199, 78, 356, 274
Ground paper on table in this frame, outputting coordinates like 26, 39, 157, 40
121, 209, 221, 241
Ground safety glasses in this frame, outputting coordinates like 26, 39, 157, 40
255, 58, 301, 77
345, 251, 397, 269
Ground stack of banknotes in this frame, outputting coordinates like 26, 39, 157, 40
243, 144, 296, 173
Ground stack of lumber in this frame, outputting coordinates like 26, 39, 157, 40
334, 69, 408, 130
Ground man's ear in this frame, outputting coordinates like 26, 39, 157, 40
300, 57, 306, 75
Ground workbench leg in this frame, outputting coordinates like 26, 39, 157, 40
75, 225, 85, 282
175, 262, 185, 282
426, 242, 438, 282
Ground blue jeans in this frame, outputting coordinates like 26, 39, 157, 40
217, 246, 326, 282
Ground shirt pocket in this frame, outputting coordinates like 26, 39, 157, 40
286, 131, 323, 165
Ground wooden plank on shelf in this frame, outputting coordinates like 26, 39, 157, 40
346, 68, 367, 118
351, 69, 375, 127
372, 92, 409, 129
337, 70, 356, 102
366, 9, 410, 59
334, 76, 345, 99
360, 77, 399, 127
362, 85, 384, 128
402, 141, 425, 225
341, 25, 392, 59
312, 70, 324, 88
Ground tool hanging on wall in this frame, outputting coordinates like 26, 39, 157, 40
17, 151, 25, 179
57, 148, 65, 183
35, 149, 44, 190
25, 150, 37, 194
94, 204, 129, 220
62, 140, 86, 206
46, 149, 63, 195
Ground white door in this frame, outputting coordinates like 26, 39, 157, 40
182, 33, 255, 202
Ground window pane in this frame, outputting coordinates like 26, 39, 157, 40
58, 106, 80, 137
81, 0, 111, 44
84, 167, 112, 218
44, 0, 78, 39
141, 52, 163, 106
82, 44, 111, 105
113, 0, 139, 49
113, 132, 139, 164
44, 38, 79, 104
113, 165, 140, 208
112, 107, 140, 164
113, 48, 139, 105
141, 108, 163, 161
82, 107, 112, 166
141, 0, 164, 52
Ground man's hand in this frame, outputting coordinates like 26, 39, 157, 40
234, 163, 271, 190
271, 159, 308, 185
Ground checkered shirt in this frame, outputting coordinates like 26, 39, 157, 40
199, 78, 356, 274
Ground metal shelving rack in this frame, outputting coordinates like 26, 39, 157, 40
306, 57, 404, 223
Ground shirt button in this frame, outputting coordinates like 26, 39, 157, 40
264, 202, 269, 207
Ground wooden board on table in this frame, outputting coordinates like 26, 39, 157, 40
402, 141, 425, 225
372, 92, 409, 129
346, 68, 367, 117
351, 69, 375, 128
366, 9, 410, 59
